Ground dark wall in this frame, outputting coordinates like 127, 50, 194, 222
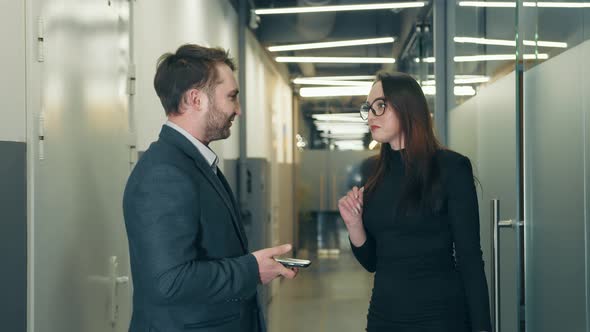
0, 141, 27, 331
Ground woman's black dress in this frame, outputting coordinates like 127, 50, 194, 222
352, 149, 492, 332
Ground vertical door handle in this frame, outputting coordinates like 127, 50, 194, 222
109, 256, 129, 327
491, 199, 515, 332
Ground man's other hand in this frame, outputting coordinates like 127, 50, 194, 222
252, 244, 298, 284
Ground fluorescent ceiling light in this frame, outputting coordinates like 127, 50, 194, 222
369, 140, 380, 150
317, 127, 369, 135
312, 113, 366, 123
334, 139, 364, 143
268, 37, 395, 52
316, 128, 368, 134
254, 2, 427, 15
420, 76, 491, 86
333, 140, 365, 151
531, 2, 590, 7
320, 133, 367, 139
455, 37, 568, 48
300, 85, 477, 98
455, 76, 490, 84
459, 1, 590, 8
312, 113, 360, 118
335, 145, 365, 150
453, 86, 477, 96
312, 113, 361, 119
293, 78, 373, 86
416, 53, 549, 63
314, 123, 368, 133
314, 122, 368, 129
458, 1, 517, 7
455, 54, 549, 61
300, 86, 371, 97
303, 75, 375, 81
417, 57, 436, 63
429, 74, 488, 79
334, 142, 365, 150
334, 140, 365, 145
276, 56, 395, 64
422, 86, 477, 96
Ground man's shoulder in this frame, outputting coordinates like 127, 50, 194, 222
139, 138, 188, 165
130, 139, 199, 182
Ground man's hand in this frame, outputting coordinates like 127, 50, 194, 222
252, 244, 298, 284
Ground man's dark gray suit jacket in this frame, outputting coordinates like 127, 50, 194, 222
123, 125, 265, 332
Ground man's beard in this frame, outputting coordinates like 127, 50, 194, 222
205, 99, 234, 142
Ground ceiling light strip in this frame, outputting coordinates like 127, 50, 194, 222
416, 53, 549, 63
255, 2, 427, 15
458, 1, 517, 7
455, 37, 567, 48
300, 85, 476, 98
268, 37, 395, 52
300, 86, 371, 97
459, 1, 590, 8
299, 75, 375, 81
293, 78, 373, 86
420, 76, 491, 86
277, 56, 395, 64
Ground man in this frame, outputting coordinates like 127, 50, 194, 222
123, 44, 296, 332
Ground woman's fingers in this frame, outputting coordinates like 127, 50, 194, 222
340, 187, 365, 217
339, 195, 358, 216
358, 187, 364, 207
338, 197, 355, 216
345, 197, 359, 215
347, 190, 362, 213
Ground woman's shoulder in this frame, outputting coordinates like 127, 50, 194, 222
359, 155, 379, 183
434, 149, 473, 171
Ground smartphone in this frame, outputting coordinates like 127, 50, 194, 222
275, 257, 312, 268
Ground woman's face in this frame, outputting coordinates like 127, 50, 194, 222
366, 81, 404, 149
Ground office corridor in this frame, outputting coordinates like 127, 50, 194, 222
2, 1, 590, 331
268, 220, 373, 332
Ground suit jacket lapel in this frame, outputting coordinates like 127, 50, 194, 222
193, 160, 248, 253
216, 169, 248, 250
159, 125, 248, 253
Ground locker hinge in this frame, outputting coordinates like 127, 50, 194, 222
38, 113, 45, 160
129, 145, 137, 165
127, 64, 136, 96
37, 18, 45, 62
127, 133, 137, 166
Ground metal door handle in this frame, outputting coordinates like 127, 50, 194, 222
491, 199, 516, 332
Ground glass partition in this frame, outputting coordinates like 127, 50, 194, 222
448, 2, 520, 331
523, 2, 590, 331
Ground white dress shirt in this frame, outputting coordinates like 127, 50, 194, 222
165, 121, 219, 174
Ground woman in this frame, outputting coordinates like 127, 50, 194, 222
338, 72, 491, 332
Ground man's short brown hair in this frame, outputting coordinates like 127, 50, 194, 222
154, 44, 236, 115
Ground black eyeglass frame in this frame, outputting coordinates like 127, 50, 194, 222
359, 97, 388, 120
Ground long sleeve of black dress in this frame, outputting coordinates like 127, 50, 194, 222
447, 156, 492, 331
350, 232, 377, 273
349, 149, 491, 332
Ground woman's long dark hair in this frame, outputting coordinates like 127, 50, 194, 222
364, 71, 444, 214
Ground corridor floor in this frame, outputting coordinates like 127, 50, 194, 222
267, 249, 373, 332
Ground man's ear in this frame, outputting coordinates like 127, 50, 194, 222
180, 88, 202, 113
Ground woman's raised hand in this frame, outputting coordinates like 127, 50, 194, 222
338, 186, 364, 228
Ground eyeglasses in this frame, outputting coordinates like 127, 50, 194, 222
359, 97, 387, 120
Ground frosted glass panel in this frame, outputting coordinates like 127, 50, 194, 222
454, 3, 517, 107
32, 1, 132, 331
524, 40, 590, 332
449, 73, 519, 332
